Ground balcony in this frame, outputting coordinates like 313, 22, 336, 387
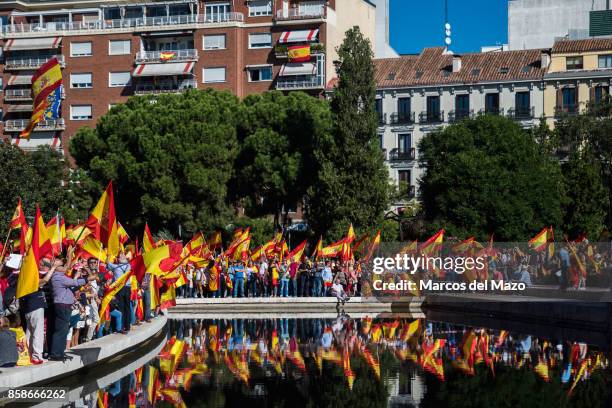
135, 49, 198, 64
478, 107, 504, 116
418, 111, 444, 124
3, 89, 32, 101
275, 6, 326, 21
389, 148, 416, 161
134, 79, 197, 95
275, 75, 324, 90
448, 109, 474, 122
2, 13, 244, 36
554, 105, 578, 117
4, 118, 65, 132
4, 55, 65, 70
389, 112, 415, 125
507, 106, 535, 119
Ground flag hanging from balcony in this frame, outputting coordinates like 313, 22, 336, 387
287, 45, 311, 62
20, 57, 62, 139
160, 51, 176, 61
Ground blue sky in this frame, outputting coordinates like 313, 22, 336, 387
389, 0, 508, 54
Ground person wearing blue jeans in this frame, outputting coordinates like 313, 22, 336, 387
312, 264, 323, 297
98, 309, 122, 338
233, 262, 245, 298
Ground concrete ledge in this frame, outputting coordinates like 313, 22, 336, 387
0, 315, 167, 389
173, 296, 424, 313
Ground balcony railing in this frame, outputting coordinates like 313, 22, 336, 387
4, 55, 65, 70
3, 89, 32, 101
276, 7, 326, 21
448, 109, 474, 122
3, 13, 244, 35
389, 147, 416, 161
389, 112, 415, 125
478, 107, 504, 116
507, 106, 535, 119
419, 110, 444, 124
275, 76, 324, 90
135, 49, 198, 63
554, 105, 578, 117
4, 118, 65, 132
134, 79, 197, 95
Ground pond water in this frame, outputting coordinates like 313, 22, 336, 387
38, 315, 612, 407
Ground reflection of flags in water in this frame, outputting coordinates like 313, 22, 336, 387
21, 57, 62, 139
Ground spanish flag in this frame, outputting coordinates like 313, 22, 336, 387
9, 198, 28, 254
86, 181, 120, 259
207, 230, 222, 249
143, 223, 156, 253
20, 57, 62, 139
97, 269, 132, 328
529, 227, 551, 252
419, 229, 444, 255
16, 206, 44, 298
312, 236, 323, 259
288, 240, 307, 263
364, 230, 381, 261
160, 51, 176, 61
46, 215, 66, 256
287, 45, 311, 62
66, 224, 91, 245
320, 238, 345, 258
32, 209, 52, 259
77, 236, 107, 261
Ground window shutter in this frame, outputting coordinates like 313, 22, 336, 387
590, 86, 596, 103
556, 89, 562, 108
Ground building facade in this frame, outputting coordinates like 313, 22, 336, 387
0, 0, 377, 151
508, 0, 609, 50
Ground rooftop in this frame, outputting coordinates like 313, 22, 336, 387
552, 38, 612, 54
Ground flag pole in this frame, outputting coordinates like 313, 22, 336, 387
0, 227, 11, 263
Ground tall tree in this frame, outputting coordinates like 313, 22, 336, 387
70, 89, 241, 236
418, 115, 565, 241
306, 27, 391, 239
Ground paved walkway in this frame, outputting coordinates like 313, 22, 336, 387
0, 315, 167, 389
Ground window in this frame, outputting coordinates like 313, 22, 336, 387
398, 170, 411, 191
70, 73, 92, 88
561, 88, 577, 112
485, 93, 499, 114
375, 98, 383, 123
499, 67, 509, 74
398, 134, 411, 153
566, 56, 583, 70
594, 86, 609, 104
71, 105, 92, 120
203, 67, 226, 83
248, 66, 272, 82
471, 68, 481, 76
426, 95, 440, 121
71, 41, 92, 57
515, 91, 531, 117
248, 0, 272, 16
598, 54, 612, 68
205, 3, 230, 22
397, 97, 411, 122
249, 33, 272, 49
109, 40, 131, 55
455, 94, 470, 118
203, 34, 226, 50
109, 72, 131, 87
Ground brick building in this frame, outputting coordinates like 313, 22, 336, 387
0, 0, 378, 151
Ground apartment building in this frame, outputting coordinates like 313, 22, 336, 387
373, 47, 548, 209
544, 38, 612, 124
0, 0, 377, 151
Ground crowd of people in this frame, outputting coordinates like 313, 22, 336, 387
0, 249, 161, 367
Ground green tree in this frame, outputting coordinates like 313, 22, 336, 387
0, 144, 80, 229
418, 115, 565, 241
306, 27, 391, 240
70, 89, 241, 236
562, 150, 608, 239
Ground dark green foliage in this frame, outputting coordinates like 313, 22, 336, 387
418, 115, 565, 241
306, 27, 391, 240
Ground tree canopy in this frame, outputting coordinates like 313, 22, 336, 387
418, 114, 566, 241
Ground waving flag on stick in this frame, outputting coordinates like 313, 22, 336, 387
20, 57, 62, 139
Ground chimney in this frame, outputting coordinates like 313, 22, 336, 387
452, 55, 462, 72
541, 51, 551, 68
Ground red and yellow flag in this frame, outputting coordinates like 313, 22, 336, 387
76, 236, 107, 261
419, 229, 445, 255
46, 215, 66, 256
97, 268, 133, 328
20, 57, 62, 139
288, 240, 307, 263
16, 206, 44, 298
159, 51, 176, 61
320, 238, 345, 258
207, 230, 222, 249
143, 223, 156, 253
312, 236, 323, 259
9, 198, 28, 254
86, 181, 120, 258
287, 45, 311, 62
529, 227, 551, 252
364, 230, 381, 261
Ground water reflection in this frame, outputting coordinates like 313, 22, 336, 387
80, 317, 609, 407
